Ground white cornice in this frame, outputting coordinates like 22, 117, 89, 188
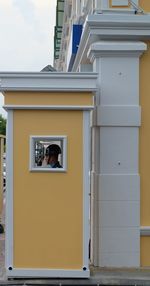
72, 13, 150, 71
0, 72, 98, 92
88, 41, 147, 62
87, 13, 150, 30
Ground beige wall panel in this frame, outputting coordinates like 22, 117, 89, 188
139, 1, 150, 11
140, 41, 150, 265
5, 92, 93, 106
13, 110, 83, 269
141, 237, 150, 266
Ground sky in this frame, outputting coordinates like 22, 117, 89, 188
0, 0, 57, 117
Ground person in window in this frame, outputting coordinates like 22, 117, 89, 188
45, 144, 62, 168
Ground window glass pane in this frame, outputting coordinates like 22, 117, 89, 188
30, 136, 67, 172
34, 139, 63, 168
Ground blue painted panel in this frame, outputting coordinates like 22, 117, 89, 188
72, 25, 82, 54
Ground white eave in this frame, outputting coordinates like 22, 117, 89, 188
87, 13, 150, 31
72, 12, 150, 71
0, 72, 98, 92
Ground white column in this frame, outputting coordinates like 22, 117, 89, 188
76, 0, 82, 16
88, 41, 146, 267
79, 64, 93, 72
95, 0, 101, 9
100, 0, 109, 9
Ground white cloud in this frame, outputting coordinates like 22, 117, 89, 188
12, 0, 35, 24
0, 0, 56, 71
34, 0, 55, 8
0, 0, 57, 117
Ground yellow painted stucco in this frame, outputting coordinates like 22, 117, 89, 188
110, 0, 150, 10
5, 91, 93, 106
13, 109, 83, 269
139, 0, 150, 11
141, 237, 150, 267
140, 0, 150, 267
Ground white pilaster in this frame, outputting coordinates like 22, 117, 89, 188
100, 0, 109, 9
95, 0, 101, 9
79, 64, 93, 72
88, 41, 146, 267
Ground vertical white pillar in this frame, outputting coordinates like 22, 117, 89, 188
76, 0, 82, 16
95, 0, 101, 9
79, 64, 93, 72
88, 41, 146, 267
100, 0, 109, 9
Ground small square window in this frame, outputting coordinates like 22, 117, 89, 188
30, 136, 67, 172
111, 0, 128, 6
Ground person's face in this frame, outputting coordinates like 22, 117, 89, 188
46, 155, 57, 165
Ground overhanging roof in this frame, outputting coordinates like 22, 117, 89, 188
72, 12, 150, 71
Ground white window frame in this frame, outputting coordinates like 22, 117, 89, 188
111, 0, 129, 6
29, 135, 67, 172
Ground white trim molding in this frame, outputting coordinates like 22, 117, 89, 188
83, 111, 91, 272
112, 0, 128, 5
6, 268, 90, 278
4, 105, 94, 111
5, 111, 14, 270
140, 227, 150, 236
0, 72, 98, 92
29, 135, 67, 172
88, 41, 147, 62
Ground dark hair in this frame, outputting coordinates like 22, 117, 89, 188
45, 144, 61, 157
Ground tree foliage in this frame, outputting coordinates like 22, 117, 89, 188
0, 115, 6, 136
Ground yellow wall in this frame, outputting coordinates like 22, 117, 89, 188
110, 0, 150, 10
5, 92, 93, 106
141, 237, 150, 267
140, 0, 150, 265
13, 109, 83, 269
139, 1, 150, 11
